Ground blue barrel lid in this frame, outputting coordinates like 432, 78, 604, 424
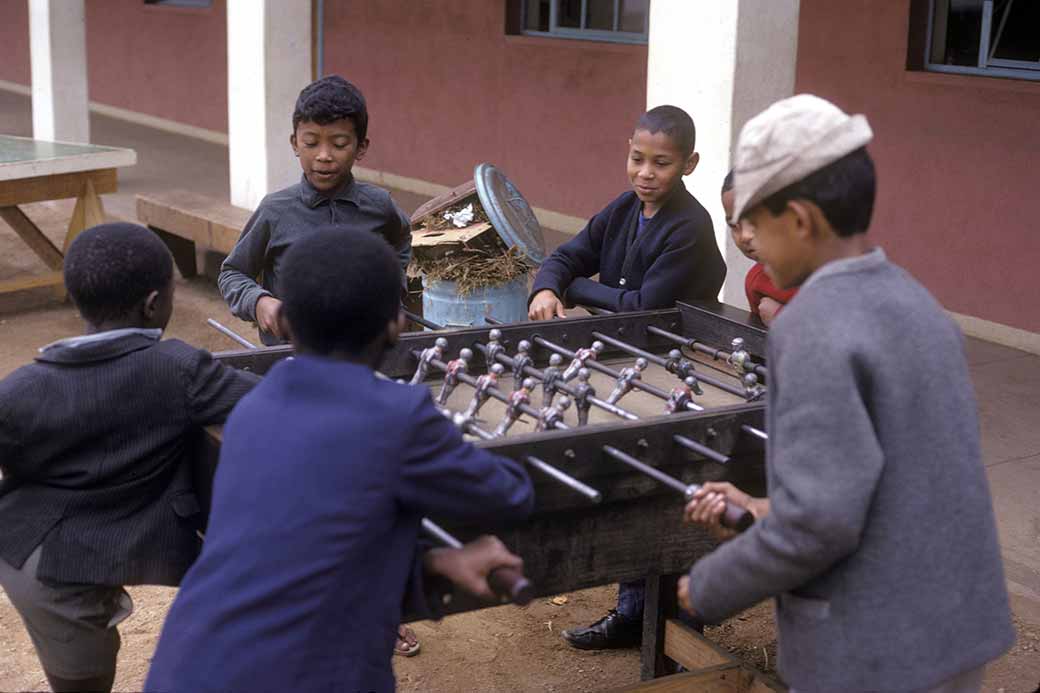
473, 163, 546, 266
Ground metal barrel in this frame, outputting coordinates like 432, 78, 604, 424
206, 319, 258, 349
422, 277, 528, 329
525, 456, 602, 503
403, 309, 444, 331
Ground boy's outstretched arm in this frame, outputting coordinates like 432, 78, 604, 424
172, 343, 261, 426
217, 209, 275, 323
529, 216, 606, 317
397, 392, 534, 523
565, 232, 725, 311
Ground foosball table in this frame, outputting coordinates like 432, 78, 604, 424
201, 301, 774, 685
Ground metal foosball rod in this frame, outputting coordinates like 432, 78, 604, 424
207, 319, 258, 350
420, 518, 535, 605
439, 397, 601, 504
591, 330, 746, 400
532, 335, 697, 409
403, 309, 446, 332
478, 342, 734, 464
474, 344, 639, 422
645, 325, 770, 381
601, 446, 754, 531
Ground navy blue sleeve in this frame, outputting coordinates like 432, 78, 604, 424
564, 226, 725, 311
528, 212, 607, 304
397, 391, 534, 522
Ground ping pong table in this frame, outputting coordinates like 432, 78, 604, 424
0, 135, 136, 300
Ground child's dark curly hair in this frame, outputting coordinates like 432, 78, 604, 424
292, 75, 368, 141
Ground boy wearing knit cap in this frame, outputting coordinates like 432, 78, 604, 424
681, 95, 1012, 691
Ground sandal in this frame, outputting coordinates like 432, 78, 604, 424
393, 624, 421, 657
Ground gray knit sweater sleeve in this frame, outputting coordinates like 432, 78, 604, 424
217, 206, 276, 322
687, 307, 884, 623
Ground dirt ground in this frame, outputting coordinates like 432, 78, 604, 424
2, 203, 1039, 692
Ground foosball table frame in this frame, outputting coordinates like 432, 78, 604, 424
200, 301, 778, 686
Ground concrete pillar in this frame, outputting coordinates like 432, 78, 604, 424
227, 0, 311, 210
29, 0, 90, 143
647, 0, 800, 308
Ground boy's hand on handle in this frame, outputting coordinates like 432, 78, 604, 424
255, 296, 284, 339
758, 297, 783, 326
528, 290, 567, 321
683, 482, 767, 541
425, 535, 525, 602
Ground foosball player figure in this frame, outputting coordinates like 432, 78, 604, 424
606, 357, 647, 405
437, 348, 472, 405
726, 337, 751, 375
742, 372, 766, 402
494, 377, 536, 437
511, 340, 534, 390
679, 95, 1013, 692
665, 376, 700, 414
411, 336, 448, 385
664, 348, 701, 391
464, 363, 505, 418
542, 353, 564, 407
485, 328, 505, 370
536, 395, 571, 432
571, 368, 595, 426
562, 340, 604, 382
146, 228, 533, 693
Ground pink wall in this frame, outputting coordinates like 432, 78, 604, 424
323, 1, 647, 220
86, 0, 227, 133
0, 2, 30, 85
796, 0, 1040, 332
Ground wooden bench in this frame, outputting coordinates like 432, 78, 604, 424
136, 190, 252, 278
611, 619, 786, 693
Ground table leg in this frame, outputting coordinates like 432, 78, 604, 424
0, 206, 65, 270
64, 178, 106, 254
641, 573, 681, 680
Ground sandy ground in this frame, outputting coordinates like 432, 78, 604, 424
1, 202, 1039, 692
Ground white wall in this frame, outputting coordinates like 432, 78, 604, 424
29, 0, 90, 143
647, 0, 800, 308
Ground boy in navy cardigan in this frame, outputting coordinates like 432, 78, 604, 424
528, 105, 725, 319
0, 223, 258, 693
147, 228, 534, 693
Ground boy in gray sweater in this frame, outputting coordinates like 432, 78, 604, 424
681, 95, 1013, 692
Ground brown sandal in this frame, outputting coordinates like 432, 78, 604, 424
393, 624, 421, 657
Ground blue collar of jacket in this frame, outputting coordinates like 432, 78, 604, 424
36, 328, 162, 365
298, 173, 363, 209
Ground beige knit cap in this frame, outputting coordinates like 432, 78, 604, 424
730, 94, 873, 222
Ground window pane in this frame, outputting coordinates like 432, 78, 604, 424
990, 0, 1040, 62
586, 0, 615, 31
619, 0, 649, 33
525, 0, 550, 32
558, 0, 582, 28
934, 0, 983, 67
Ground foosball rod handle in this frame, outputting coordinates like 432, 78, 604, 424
420, 518, 535, 606
683, 485, 755, 532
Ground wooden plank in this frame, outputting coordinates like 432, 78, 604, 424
663, 619, 733, 670
0, 169, 117, 207
642, 574, 680, 680
0, 206, 65, 270
136, 190, 252, 255
411, 222, 501, 260
609, 663, 751, 693
65, 179, 106, 253
410, 178, 478, 226
0, 270, 64, 294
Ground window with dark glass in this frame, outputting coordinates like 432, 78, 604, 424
913, 0, 1040, 80
519, 0, 649, 44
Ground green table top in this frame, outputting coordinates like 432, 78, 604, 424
0, 135, 136, 182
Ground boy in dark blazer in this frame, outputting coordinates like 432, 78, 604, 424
682, 95, 1013, 691
146, 228, 534, 693
0, 223, 259, 693
528, 105, 725, 319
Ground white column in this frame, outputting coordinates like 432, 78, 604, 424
647, 0, 800, 308
227, 0, 311, 210
29, 0, 90, 143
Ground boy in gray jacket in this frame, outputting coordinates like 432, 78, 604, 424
681, 95, 1013, 692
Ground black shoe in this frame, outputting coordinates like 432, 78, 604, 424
561, 609, 642, 650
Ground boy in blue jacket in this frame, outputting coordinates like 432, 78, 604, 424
528, 105, 725, 319
146, 228, 534, 693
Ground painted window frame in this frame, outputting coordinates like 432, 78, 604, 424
521, 0, 648, 45
923, 0, 1040, 81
